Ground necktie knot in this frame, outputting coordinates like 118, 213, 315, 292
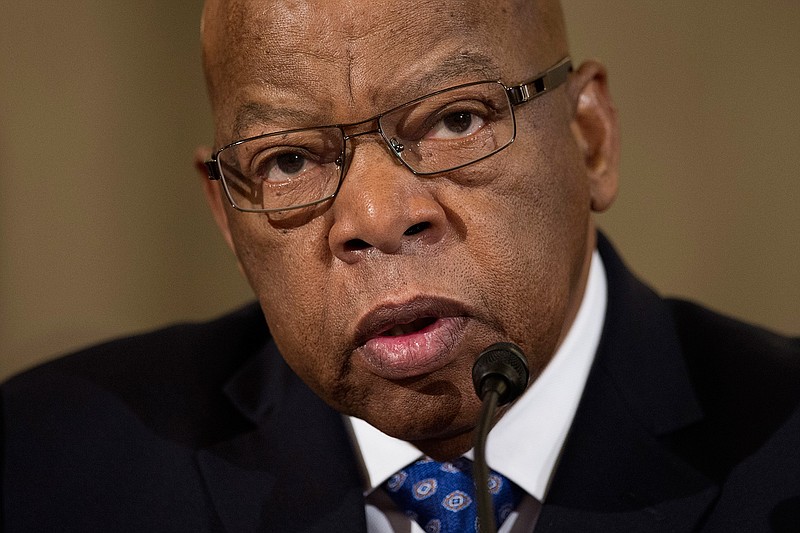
383, 457, 522, 533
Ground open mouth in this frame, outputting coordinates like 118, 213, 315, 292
380, 317, 438, 337
353, 297, 472, 379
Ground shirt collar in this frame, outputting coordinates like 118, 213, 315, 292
348, 250, 607, 502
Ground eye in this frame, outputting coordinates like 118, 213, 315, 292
274, 153, 306, 176
255, 150, 317, 183
424, 110, 486, 140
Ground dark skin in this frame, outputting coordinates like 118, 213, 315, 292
196, 0, 619, 460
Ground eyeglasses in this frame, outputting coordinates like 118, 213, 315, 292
205, 57, 572, 213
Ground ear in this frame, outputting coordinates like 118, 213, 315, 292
567, 60, 620, 213
194, 146, 237, 253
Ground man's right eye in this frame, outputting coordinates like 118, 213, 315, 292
255, 150, 314, 183
275, 153, 306, 175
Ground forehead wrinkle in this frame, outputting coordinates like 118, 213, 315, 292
231, 102, 319, 140
228, 48, 505, 142
345, 40, 357, 107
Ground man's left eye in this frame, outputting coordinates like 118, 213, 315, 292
426, 111, 485, 139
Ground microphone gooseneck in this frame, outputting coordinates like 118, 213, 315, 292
471, 342, 530, 533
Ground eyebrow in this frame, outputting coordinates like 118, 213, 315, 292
399, 50, 503, 99
230, 50, 503, 139
232, 103, 318, 139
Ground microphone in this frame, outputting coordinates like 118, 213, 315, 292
471, 342, 530, 533
472, 342, 529, 406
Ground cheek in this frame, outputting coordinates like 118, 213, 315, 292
504, 109, 591, 268
452, 126, 590, 367
226, 214, 340, 378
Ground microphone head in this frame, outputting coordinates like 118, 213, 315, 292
472, 342, 530, 405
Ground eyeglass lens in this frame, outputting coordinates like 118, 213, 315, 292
216, 81, 514, 212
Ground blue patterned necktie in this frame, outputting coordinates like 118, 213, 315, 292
383, 456, 523, 533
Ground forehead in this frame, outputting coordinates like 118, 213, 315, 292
204, 0, 549, 137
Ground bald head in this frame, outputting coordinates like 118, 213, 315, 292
199, 0, 569, 139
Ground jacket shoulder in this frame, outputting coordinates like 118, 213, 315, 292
6, 302, 266, 382
665, 299, 800, 478
667, 299, 800, 405
2, 302, 269, 445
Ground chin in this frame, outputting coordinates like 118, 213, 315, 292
410, 430, 477, 461
363, 381, 481, 450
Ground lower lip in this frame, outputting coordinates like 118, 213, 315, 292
356, 317, 469, 380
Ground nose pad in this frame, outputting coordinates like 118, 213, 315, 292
389, 137, 405, 155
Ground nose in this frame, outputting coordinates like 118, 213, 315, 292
328, 141, 447, 263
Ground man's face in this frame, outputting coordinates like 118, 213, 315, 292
200, 0, 616, 459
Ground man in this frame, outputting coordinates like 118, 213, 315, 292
2, 0, 798, 531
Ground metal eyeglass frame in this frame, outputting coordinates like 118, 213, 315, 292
205, 56, 572, 213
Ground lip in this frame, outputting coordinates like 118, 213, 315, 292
353, 296, 472, 380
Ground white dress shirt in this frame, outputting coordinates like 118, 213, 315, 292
347, 250, 608, 532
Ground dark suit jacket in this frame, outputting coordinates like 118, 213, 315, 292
3, 235, 799, 532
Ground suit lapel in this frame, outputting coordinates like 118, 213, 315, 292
536, 235, 718, 532
196, 339, 367, 533
537, 363, 717, 532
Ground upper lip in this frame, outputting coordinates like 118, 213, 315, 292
353, 295, 472, 347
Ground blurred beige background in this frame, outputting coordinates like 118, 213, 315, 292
1, 2, 798, 380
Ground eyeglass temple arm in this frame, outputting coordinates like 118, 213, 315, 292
507, 57, 572, 106
204, 160, 222, 180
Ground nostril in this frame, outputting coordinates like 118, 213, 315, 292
403, 222, 431, 237
343, 238, 371, 252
